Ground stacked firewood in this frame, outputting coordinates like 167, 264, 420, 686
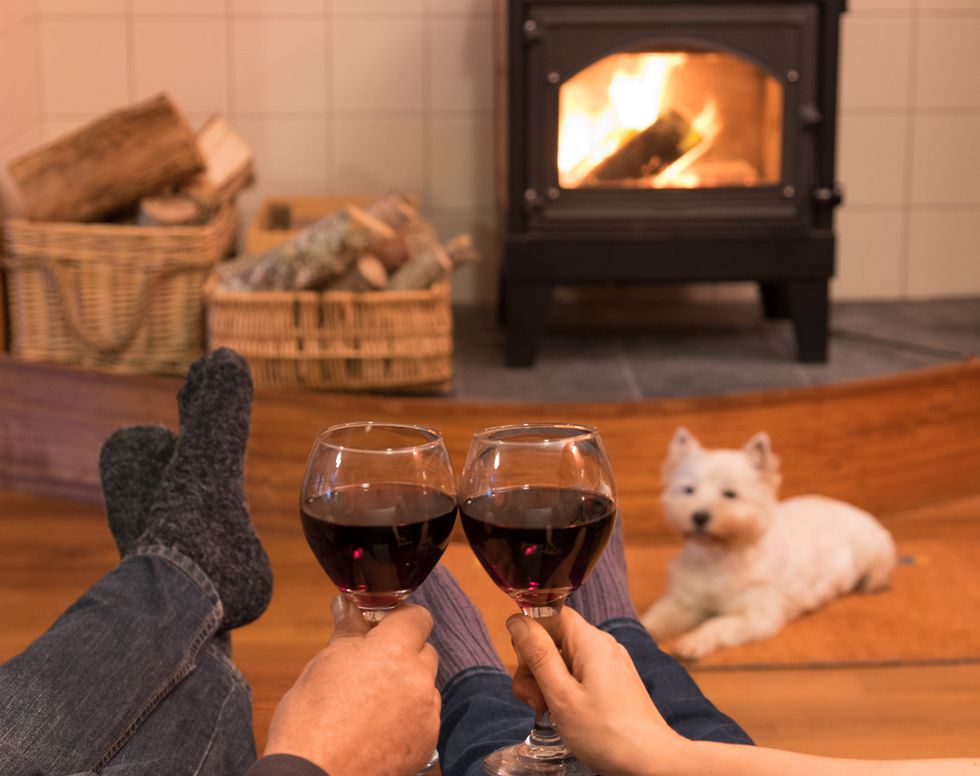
6, 93, 253, 225
216, 192, 480, 293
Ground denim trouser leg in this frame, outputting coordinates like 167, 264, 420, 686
601, 618, 752, 745
438, 616, 752, 776
438, 667, 534, 776
0, 546, 255, 776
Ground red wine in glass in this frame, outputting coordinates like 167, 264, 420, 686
461, 485, 615, 608
459, 423, 617, 776
301, 483, 457, 610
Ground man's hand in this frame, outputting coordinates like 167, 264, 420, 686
264, 597, 440, 776
508, 607, 684, 776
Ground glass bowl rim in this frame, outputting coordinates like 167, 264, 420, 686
313, 421, 445, 454
471, 422, 600, 446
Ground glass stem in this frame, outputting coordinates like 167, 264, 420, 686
528, 711, 563, 747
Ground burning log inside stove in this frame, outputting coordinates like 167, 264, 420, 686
584, 110, 702, 184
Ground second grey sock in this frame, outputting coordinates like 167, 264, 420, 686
99, 425, 177, 557
568, 514, 638, 625
409, 565, 505, 691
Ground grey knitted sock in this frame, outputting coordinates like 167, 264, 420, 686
138, 348, 273, 632
568, 514, 638, 625
409, 565, 504, 691
99, 425, 177, 557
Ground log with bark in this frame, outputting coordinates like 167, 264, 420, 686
584, 110, 701, 185
388, 224, 480, 290
8, 93, 204, 222
329, 255, 389, 292
365, 191, 419, 272
217, 205, 394, 292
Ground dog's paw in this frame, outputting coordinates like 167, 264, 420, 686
671, 630, 720, 661
641, 597, 703, 641
670, 616, 746, 661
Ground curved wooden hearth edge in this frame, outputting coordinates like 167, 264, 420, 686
0, 357, 977, 542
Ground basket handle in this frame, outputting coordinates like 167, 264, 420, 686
31, 257, 196, 357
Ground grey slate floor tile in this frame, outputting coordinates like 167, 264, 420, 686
448, 297, 979, 403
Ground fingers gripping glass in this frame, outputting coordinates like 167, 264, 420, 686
300, 422, 456, 774
460, 424, 617, 776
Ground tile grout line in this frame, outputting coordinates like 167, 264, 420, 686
324, 0, 333, 191
898, 0, 920, 298
124, 0, 136, 103
225, 0, 236, 117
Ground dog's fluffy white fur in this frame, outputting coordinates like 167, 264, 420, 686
641, 427, 896, 660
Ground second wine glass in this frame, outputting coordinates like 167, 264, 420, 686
459, 423, 617, 776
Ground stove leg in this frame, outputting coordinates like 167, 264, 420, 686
786, 279, 829, 363
759, 281, 791, 319
504, 281, 551, 367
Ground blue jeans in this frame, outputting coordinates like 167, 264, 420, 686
1, 555, 749, 776
0, 546, 255, 776
438, 618, 752, 776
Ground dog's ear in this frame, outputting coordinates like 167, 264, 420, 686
668, 426, 702, 463
743, 432, 779, 477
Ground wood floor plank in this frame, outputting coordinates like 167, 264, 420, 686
1, 358, 978, 542
2, 489, 979, 761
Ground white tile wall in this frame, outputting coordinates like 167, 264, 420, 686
0, 1, 39, 217
331, 18, 424, 113
835, 0, 980, 300
834, 211, 905, 299
907, 212, 980, 296
231, 18, 329, 114
39, 19, 128, 114
333, 118, 425, 196
2, 2, 979, 302
132, 19, 228, 114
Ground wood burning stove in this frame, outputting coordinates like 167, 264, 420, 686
497, 0, 845, 365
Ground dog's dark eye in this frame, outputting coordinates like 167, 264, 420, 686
682, 485, 695, 495
722, 489, 738, 499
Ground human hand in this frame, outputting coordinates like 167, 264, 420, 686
508, 607, 686, 776
264, 597, 440, 776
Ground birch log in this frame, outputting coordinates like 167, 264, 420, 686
218, 205, 394, 291
329, 255, 389, 291
388, 222, 453, 290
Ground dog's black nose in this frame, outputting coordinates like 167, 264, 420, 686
692, 511, 711, 528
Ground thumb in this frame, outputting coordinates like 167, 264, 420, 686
329, 595, 371, 639
507, 615, 580, 709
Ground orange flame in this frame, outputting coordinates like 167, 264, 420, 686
558, 53, 721, 189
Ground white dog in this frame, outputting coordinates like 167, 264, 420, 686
641, 427, 896, 660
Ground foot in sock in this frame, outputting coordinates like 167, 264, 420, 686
138, 348, 273, 632
568, 514, 638, 626
409, 565, 504, 691
99, 426, 177, 557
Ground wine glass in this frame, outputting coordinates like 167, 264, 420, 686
459, 423, 617, 776
300, 421, 458, 623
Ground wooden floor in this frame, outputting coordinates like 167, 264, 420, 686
1, 489, 979, 761
1, 358, 979, 762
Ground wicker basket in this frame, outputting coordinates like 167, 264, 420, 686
3, 204, 237, 375
206, 277, 453, 393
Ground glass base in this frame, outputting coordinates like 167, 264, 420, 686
482, 742, 596, 775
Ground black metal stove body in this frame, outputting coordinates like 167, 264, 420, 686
498, 0, 845, 365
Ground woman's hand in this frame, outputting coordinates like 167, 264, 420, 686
508, 606, 685, 776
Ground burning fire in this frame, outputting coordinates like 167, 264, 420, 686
558, 53, 721, 189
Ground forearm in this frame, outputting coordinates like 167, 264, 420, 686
656, 739, 980, 776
